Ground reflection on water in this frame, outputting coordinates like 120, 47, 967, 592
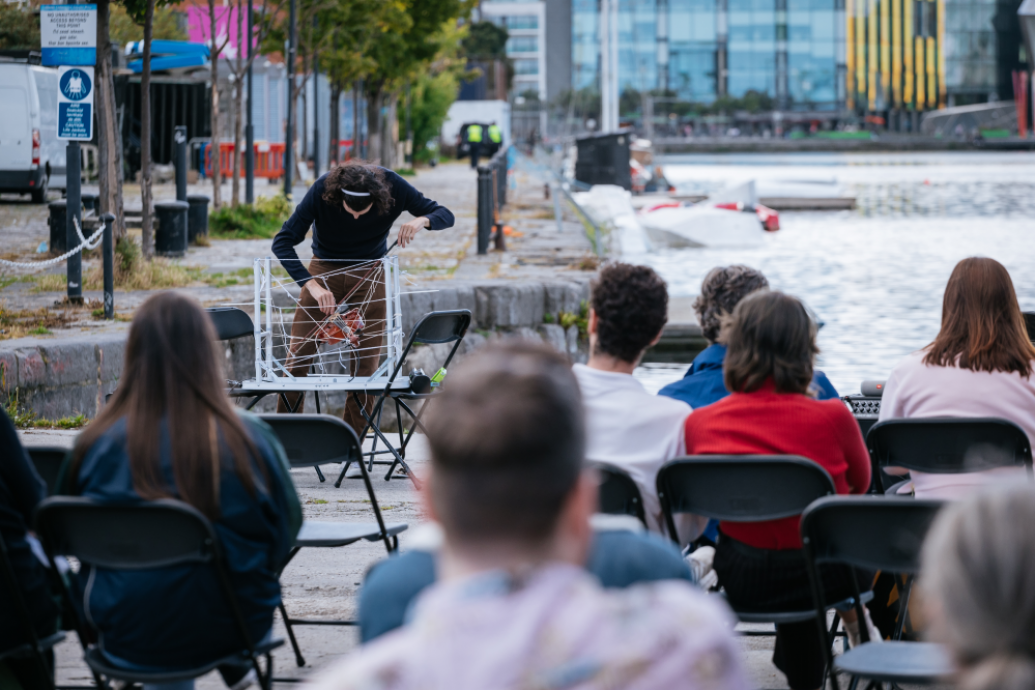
631, 152, 1035, 395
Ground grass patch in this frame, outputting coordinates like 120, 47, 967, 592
307, 499, 329, 505
210, 195, 292, 239
4, 396, 88, 429
0, 304, 71, 340
29, 274, 68, 292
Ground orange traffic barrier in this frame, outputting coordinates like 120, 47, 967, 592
203, 141, 285, 180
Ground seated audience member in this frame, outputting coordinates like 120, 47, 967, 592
659, 265, 838, 409
572, 262, 704, 544
879, 257, 1035, 498
0, 408, 60, 689
684, 291, 874, 690
62, 292, 301, 690
922, 485, 1035, 690
309, 341, 749, 690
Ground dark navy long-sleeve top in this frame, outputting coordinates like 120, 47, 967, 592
271, 168, 455, 285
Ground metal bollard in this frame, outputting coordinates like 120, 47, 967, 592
552, 183, 564, 233
174, 126, 188, 202
477, 166, 493, 255
66, 140, 82, 304
101, 213, 115, 319
492, 167, 506, 252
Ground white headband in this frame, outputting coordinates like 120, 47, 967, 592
341, 189, 371, 197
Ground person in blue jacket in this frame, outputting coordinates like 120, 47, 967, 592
658, 266, 839, 545
659, 265, 839, 409
60, 292, 301, 690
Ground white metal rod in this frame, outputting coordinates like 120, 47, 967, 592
253, 258, 262, 381
264, 257, 273, 380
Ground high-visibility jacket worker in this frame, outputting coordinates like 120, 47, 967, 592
467, 124, 483, 143
488, 124, 502, 144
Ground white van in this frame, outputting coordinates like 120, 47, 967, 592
0, 60, 66, 203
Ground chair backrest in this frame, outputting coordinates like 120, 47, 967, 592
206, 307, 254, 341
867, 418, 1033, 493
27, 446, 68, 496
657, 455, 837, 523
35, 497, 216, 570
801, 496, 944, 574
594, 463, 647, 526
411, 310, 471, 346
257, 414, 362, 468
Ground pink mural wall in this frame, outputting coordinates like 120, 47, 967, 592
186, 4, 256, 59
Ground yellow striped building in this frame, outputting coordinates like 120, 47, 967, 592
846, 0, 946, 113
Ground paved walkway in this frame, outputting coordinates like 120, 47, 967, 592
0, 158, 596, 323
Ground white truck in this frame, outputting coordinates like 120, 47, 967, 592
0, 60, 66, 203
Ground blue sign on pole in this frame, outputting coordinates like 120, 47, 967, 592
57, 66, 94, 141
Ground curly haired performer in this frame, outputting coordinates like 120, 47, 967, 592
271, 161, 455, 432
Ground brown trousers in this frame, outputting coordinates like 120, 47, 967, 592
277, 259, 386, 436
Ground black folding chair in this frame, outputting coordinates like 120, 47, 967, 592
26, 446, 68, 496
335, 310, 471, 486
656, 456, 869, 639
258, 413, 408, 669
34, 497, 284, 690
867, 417, 1034, 494
593, 463, 648, 527
0, 531, 65, 690
801, 496, 951, 689
208, 306, 323, 414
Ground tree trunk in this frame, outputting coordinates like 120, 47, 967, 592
365, 86, 382, 165
95, 0, 126, 240
232, 75, 242, 207
140, 0, 155, 259
301, 61, 308, 173
328, 81, 340, 168
208, 0, 222, 209
351, 84, 358, 160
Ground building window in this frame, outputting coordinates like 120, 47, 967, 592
489, 15, 539, 29
513, 58, 540, 75
507, 36, 539, 53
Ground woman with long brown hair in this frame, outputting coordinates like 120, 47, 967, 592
879, 257, 1035, 498
62, 292, 300, 690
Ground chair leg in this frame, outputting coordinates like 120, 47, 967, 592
358, 402, 420, 489
278, 602, 306, 668
314, 390, 321, 414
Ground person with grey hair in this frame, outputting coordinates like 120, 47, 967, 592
922, 485, 1035, 690
659, 265, 839, 411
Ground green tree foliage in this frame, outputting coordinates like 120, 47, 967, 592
109, 3, 186, 46
460, 21, 507, 59
409, 68, 461, 161
0, 2, 41, 50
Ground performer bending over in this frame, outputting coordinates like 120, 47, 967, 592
271, 161, 455, 433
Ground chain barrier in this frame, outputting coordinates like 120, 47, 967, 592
0, 216, 106, 271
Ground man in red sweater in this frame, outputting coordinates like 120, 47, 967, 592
683, 290, 874, 690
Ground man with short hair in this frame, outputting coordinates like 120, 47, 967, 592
574, 262, 705, 545
307, 341, 747, 690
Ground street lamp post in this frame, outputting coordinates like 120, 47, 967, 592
283, 0, 296, 196
245, 0, 255, 203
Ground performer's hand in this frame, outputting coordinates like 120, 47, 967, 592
398, 217, 430, 248
306, 281, 336, 316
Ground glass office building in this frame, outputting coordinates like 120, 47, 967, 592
567, 0, 1010, 113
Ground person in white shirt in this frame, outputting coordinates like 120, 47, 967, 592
879, 257, 1035, 498
572, 262, 706, 548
